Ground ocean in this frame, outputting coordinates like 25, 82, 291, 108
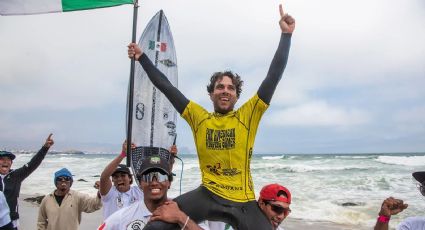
12, 151, 425, 228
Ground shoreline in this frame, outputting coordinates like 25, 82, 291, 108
18, 194, 369, 230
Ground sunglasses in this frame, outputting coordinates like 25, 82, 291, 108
264, 200, 291, 215
56, 176, 71, 182
141, 171, 169, 183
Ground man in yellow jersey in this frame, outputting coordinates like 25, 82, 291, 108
128, 4, 295, 230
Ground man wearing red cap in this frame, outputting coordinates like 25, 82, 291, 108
208, 183, 291, 230
258, 184, 292, 230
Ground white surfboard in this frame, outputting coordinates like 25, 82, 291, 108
128, 10, 178, 178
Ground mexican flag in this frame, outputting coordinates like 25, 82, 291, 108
149, 40, 167, 52
0, 0, 133, 16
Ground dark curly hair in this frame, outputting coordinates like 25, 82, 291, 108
206, 71, 243, 98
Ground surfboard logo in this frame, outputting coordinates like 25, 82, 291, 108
149, 40, 167, 52
159, 59, 176, 67
126, 220, 146, 230
136, 103, 145, 120
165, 121, 176, 136
150, 156, 161, 164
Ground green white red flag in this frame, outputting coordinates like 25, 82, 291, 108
149, 40, 167, 52
0, 0, 133, 16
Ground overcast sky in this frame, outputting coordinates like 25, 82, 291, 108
1, 0, 424, 154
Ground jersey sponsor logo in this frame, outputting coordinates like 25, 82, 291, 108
214, 183, 242, 192
222, 168, 241, 176
206, 163, 221, 175
126, 219, 146, 230
206, 163, 241, 177
205, 128, 235, 150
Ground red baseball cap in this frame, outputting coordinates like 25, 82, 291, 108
259, 184, 291, 204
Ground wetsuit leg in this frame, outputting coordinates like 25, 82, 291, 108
143, 186, 272, 230
143, 186, 238, 230
174, 186, 237, 225
235, 200, 272, 230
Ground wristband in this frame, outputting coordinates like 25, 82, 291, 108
377, 215, 390, 223
120, 151, 126, 158
181, 216, 189, 230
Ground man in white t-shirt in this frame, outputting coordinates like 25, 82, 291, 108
374, 171, 425, 230
99, 141, 143, 219
98, 152, 209, 230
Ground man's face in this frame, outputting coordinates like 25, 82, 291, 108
112, 172, 132, 193
0, 157, 12, 175
55, 176, 72, 193
139, 170, 170, 202
259, 198, 291, 229
209, 76, 238, 114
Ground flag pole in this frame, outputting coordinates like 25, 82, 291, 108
126, 0, 139, 167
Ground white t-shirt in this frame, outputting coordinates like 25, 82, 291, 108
101, 185, 143, 219
99, 201, 210, 230
0, 191, 11, 227
398, 216, 425, 230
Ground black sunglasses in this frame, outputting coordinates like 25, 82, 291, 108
56, 176, 71, 182
263, 200, 291, 215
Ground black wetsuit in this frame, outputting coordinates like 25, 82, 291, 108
0, 146, 49, 224
139, 33, 292, 230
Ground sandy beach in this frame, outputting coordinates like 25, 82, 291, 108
18, 194, 369, 230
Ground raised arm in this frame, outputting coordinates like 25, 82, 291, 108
374, 197, 408, 230
14, 133, 54, 179
99, 140, 134, 196
257, 4, 295, 104
128, 44, 189, 114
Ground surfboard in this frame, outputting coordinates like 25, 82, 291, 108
128, 10, 178, 181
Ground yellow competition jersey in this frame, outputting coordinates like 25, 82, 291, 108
182, 94, 268, 202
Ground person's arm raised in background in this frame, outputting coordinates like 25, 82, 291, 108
374, 197, 408, 230
99, 141, 135, 196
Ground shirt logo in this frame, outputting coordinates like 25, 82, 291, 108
206, 128, 235, 150
126, 220, 146, 230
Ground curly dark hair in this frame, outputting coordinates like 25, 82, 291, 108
206, 71, 244, 98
